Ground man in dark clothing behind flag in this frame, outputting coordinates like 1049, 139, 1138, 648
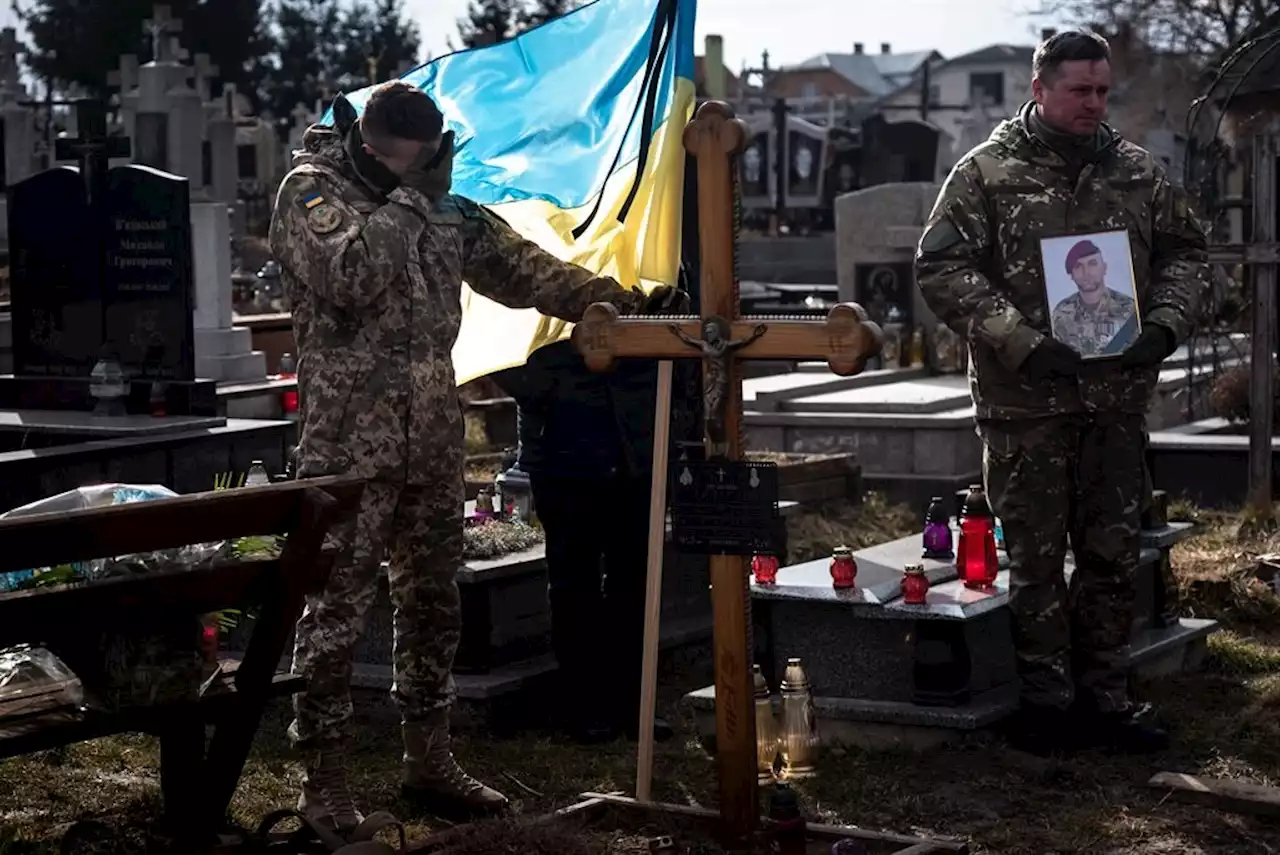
492, 270, 699, 744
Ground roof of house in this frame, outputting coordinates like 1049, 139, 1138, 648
787, 50, 938, 97
939, 44, 1035, 68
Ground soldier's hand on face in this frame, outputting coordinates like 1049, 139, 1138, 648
1119, 324, 1176, 370
1022, 337, 1083, 381
638, 285, 691, 314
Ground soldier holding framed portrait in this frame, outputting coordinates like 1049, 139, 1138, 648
914, 30, 1212, 757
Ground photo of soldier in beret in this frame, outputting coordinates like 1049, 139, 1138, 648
1043, 231, 1140, 358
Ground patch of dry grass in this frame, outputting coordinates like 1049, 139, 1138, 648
785, 492, 919, 564
13, 502, 1280, 853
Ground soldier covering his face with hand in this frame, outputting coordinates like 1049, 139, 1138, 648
269, 80, 686, 835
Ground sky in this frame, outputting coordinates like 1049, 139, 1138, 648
0, 0, 1069, 77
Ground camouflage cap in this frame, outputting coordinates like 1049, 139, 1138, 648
1065, 239, 1101, 274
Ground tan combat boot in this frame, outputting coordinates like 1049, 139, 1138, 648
400, 717, 510, 822
298, 743, 365, 834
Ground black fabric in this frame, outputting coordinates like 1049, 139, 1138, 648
532, 472, 651, 729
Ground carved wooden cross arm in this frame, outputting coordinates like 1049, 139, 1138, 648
571, 302, 885, 376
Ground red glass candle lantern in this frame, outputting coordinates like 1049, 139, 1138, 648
830, 546, 857, 589
752, 554, 779, 585
902, 563, 929, 604
956, 485, 999, 590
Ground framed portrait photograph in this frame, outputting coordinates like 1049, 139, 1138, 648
1039, 229, 1143, 360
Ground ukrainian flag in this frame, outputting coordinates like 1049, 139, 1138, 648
324, 0, 697, 384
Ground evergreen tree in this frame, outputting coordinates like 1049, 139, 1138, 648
13, 0, 269, 106
516, 0, 577, 29
339, 0, 422, 86
455, 0, 522, 48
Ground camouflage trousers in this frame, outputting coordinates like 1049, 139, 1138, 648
978, 412, 1145, 714
289, 476, 463, 748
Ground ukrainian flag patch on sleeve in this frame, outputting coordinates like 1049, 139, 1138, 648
301, 192, 325, 209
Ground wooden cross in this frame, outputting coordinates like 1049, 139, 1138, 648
143, 4, 183, 61
193, 53, 220, 102
572, 100, 883, 841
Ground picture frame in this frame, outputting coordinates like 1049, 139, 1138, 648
1039, 229, 1143, 360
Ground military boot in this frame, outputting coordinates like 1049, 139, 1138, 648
400, 718, 510, 822
297, 743, 365, 834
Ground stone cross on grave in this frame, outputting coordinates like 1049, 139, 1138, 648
108, 54, 140, 98
291, 103, 312, 129
572, 100, 883, 842
193, 53, 219, 102
0, 27, 20, 87
143, 4, 183, 62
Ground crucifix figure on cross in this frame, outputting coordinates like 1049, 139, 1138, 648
572, 100, 883, 844
143, 4, 183, 62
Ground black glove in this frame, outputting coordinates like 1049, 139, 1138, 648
1119, 324, 1176, 370
400, 131, 455, 201
1022, 337, 1083, 381
639, 284, 690, 314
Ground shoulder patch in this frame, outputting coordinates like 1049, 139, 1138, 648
300, 191, 325, 210
307, 203, 343, 235
918, 218, 964, 255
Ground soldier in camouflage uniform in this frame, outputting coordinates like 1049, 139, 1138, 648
914, 31, 1212, 756
268, 81, 686, 833
1050, 239, 1139, 357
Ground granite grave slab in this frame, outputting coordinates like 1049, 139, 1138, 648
687, 519, 1219, 750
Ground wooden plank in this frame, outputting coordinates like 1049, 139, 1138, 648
1149, 771, 1280, 818
1247, 132, 1278, 518
0, 669, 302, 759
0, 475, 362, 574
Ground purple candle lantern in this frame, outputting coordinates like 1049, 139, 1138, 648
922, 495, 954, 560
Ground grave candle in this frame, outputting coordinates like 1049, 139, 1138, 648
901, 563, 929, 604
922, 495, 954, 559
753, 664, 778, 784
957, 484, 999, 590
752, 554, 779, 585
829, 546, 856, 590
779, 658, 817, 779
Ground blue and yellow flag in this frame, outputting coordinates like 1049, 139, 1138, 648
325, 0, 697, 384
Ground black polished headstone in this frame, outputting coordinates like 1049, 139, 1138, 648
859, 114, 940, 185
8, 167, 101, 380
102, 165, 196, 382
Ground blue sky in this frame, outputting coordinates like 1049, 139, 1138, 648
0, 0, 1068, 79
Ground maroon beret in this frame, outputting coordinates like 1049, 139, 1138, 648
1065, 239, 1101, 274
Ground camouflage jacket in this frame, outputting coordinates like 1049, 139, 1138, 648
915, 101, 1211, 420
269, 124, 647, 485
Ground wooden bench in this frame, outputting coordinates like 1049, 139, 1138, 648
0, 475, 364, 848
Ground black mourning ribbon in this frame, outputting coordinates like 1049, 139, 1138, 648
571, 0, 679, 240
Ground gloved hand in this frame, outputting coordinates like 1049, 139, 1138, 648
1119, 324, 1176, 370
400, 131, 455, 201
1022, 337, 1083, 381
638, 284, 690, 314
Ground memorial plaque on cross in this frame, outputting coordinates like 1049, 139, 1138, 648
572, 101, 884, 839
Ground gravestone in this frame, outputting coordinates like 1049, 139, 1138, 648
784, 114, 827, 210
859, 114, 944, 185
102, 165, 196, 379
0, 101, 215, 414
739, 113, 771, 211
834, 182, 945, 370
0, 25, 38, 243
